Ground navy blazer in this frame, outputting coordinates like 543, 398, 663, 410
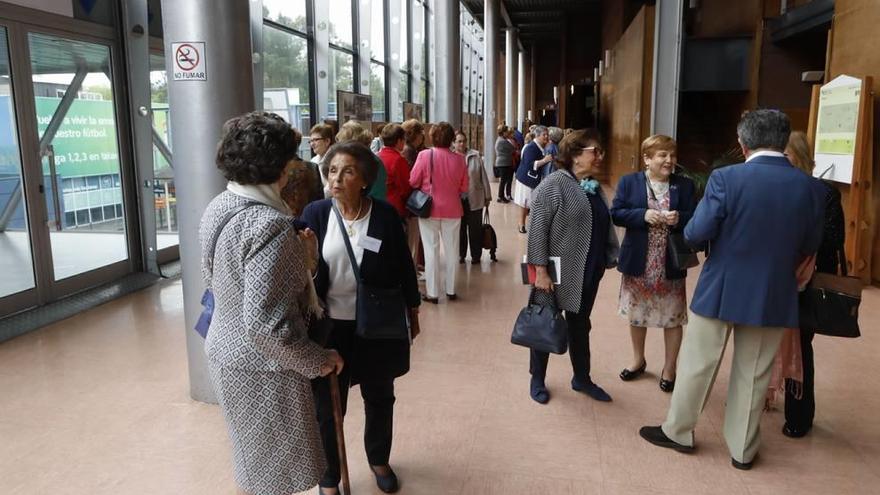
685, 155, 825, 328
515, 141, 544, 189
300, 198, 420, 383
611, 172, 696, 280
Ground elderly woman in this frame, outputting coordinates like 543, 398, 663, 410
527, 129, 619, 404
611, 135, 696, 392
336, 120, 387, 202
776, 131, 846, 438
409, 122, 469, 303
513, 125, 555, 234
494, 124, 515, 203
200, 112, 343, 495
455, 130, 493, 264
301, 142, 420, 495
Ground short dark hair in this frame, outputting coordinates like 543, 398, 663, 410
215, 111, 297, 185
737, 109, 791, 151
381, 123, 406, 147
556, 129, 602, 172
430, 122, 456, 148
321, 141, 379, 193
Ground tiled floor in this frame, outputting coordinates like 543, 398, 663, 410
1, 200, 878, 494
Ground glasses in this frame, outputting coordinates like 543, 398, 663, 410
579, 146, 605, 157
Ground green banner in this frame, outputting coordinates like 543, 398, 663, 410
35, 97, 120, 178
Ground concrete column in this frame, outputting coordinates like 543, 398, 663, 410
505, 28, 516, 128
357, 0, 371, 97
517, 48, 526, 130
433, 0, 461, 127
161, 0, 255, 403
314, 0, 330, 120
411, 4, 424, 104
651, 0, 685, 137
483, 0, 498, 169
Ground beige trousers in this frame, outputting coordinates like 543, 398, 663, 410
662, 310, 784, 463
407, 216, 421, 268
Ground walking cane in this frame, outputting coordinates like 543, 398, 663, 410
330, 373, 352, 495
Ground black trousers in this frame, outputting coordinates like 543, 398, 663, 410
460, 206, 483, 261
498, 167, 514, 199
529, 271, 602, 384
312, 321, 397, 488
784, 328, 815, 431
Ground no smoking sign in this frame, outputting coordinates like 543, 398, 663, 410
172, 42, 207, 81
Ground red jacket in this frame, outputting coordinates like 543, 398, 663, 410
378, 146, 412, 217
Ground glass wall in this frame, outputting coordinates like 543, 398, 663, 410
149, 54, 177, 247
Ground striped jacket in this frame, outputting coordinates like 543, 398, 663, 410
527, 170, 619, 312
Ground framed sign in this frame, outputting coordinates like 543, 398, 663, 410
337, 90, 372, 123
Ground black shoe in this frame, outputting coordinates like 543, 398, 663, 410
572, 378, 612, 402
518, 226, 527, 234
619, 360, 647, 381
782, 423, 810, 438
530, 376, 549, 404
659, 378, 675, 393
370, 465, 400, 493
421, 294, 438, 304
471, 259, 481, 265
497, 198, 509, 204
491, 255, 498, 262
459, 258, 465, 264
446, 293, 457, 301
638, 426, 695, 453
731, 457, 754, 470
317, 486, 339, 495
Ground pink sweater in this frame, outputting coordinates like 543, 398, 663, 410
409, 147, 469, 219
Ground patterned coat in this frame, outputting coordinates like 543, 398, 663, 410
200, 190, 330, 495
527, 170, 619, 312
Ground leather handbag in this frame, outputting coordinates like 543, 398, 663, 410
332, 203, 410, 340
667, 231, 699, 271
481, 208, 497, 251
406, 150, 434, 218
799, 250, 861, 338
510, 289, 568, 355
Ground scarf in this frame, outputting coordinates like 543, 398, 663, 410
580, 178, 600, 195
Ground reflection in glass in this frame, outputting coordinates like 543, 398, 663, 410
329, 0, 353, 48
0, 27, 37, 298
150, 54, 178, 248
29, 33, 129, 280
399, 71, 409, 104
412, 3, 424, 73
371, 0, 385, 62
370, 64, 385, 121
328, 49, 354, 119
263, 26, 312, 157
263, 0, 307, 32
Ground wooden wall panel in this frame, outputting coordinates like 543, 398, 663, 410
600, 5, 654, 186
690, 0, 763, 37
826, 0, 880, 282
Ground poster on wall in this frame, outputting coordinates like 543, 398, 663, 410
337, 90, 373, 124
814, 75, 863, 184
403, 102, 424, 121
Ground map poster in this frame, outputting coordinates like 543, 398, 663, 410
814, 75, 863, 184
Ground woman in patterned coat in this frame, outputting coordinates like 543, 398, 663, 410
200, 112, 343, 495
527, 129, 619, 404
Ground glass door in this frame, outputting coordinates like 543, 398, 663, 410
27, 32, 131, 283
0, 25, 38, 308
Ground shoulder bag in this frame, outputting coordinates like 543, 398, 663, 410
406, 150, 434, 218
332, 202, 410, 340
647, 181, 698, 271
194, 201, 258, 338
799, 247, 861, 338
510, 288, 568, 354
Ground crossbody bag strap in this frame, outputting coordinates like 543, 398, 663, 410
331, 201, 362, 281
207, 201, 259, 279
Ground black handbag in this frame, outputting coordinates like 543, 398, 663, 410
510, 289, 568, 354
481, 208, 497, 251
406, 150, 434, 218
332, 203, 410, 340
799, 249, 861, 338
667, 231, 699, 271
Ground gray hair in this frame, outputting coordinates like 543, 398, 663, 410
548, 126, 564, 143
736, 109, 791, 151
533, 125, 549, 137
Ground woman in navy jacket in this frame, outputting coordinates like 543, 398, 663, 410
611, 135, 696, 392
300, 142, 420, 494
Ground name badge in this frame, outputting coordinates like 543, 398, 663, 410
358, 235, 382, 253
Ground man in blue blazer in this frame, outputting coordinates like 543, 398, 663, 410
639, 110, 825, 470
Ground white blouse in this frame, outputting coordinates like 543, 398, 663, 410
322, 205, 372, 320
